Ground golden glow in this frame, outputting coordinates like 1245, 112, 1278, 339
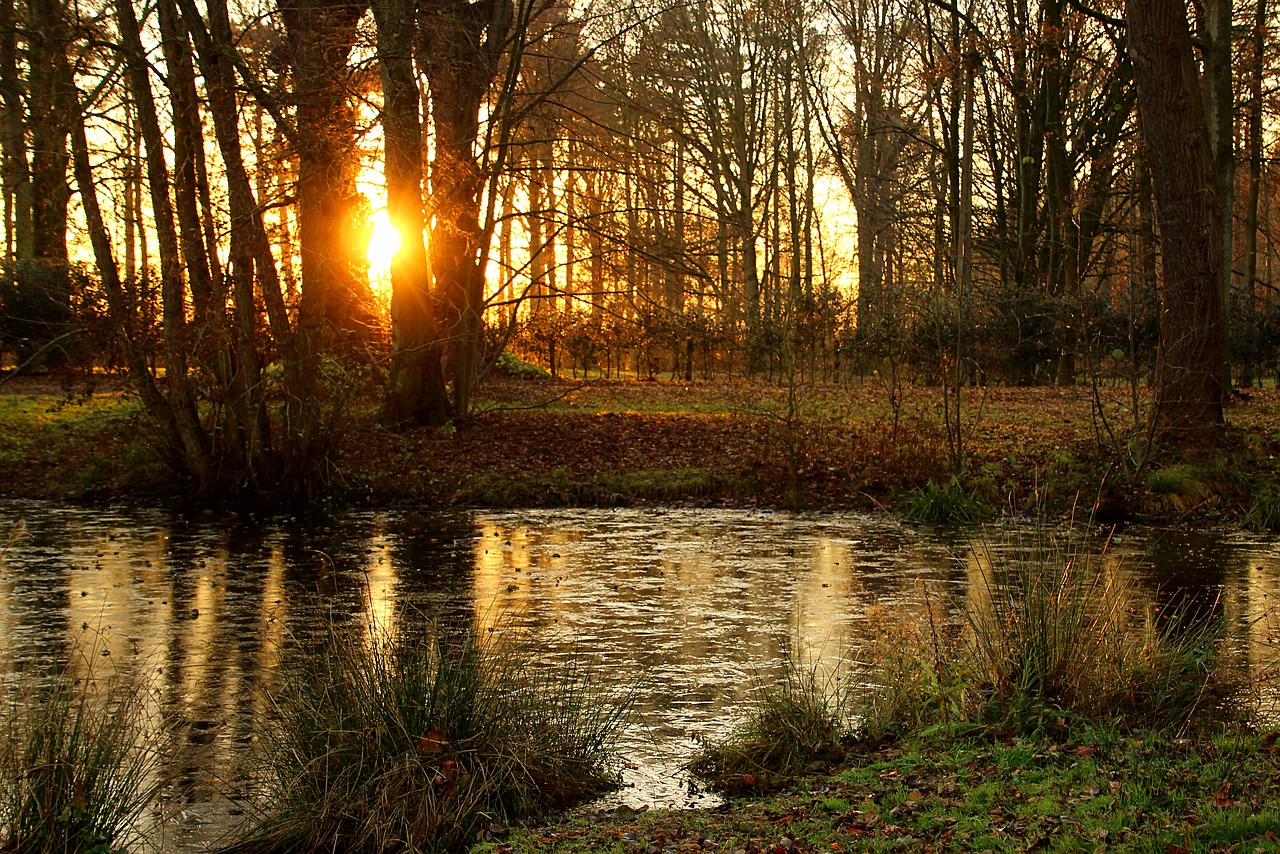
366, 208, 402, 278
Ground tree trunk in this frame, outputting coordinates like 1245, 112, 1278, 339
1127, 0, 1225, 449
116, 0, 215, 490
280, 0, 369, 354
375, 0, 451, 427
1202, 0, 1234, 392
1242, 0, 1266, 386
26, 0, 71, 263
0, 0, 31, 262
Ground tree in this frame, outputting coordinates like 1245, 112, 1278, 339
380, 0, 515, 425
1126, 0, 1225, 449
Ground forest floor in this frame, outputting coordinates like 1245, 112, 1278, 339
1, 372, 1279, 527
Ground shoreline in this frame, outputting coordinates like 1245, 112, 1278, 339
1, 376, 1277, 530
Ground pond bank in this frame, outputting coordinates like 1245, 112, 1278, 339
486, 728, 1280, 854
2, 376, 1279, 528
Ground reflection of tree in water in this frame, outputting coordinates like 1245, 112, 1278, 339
1127, 530, 1231, 628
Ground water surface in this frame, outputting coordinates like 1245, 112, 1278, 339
0, 502, 1276, 851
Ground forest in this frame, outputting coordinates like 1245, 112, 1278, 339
0, 0, 1271, 503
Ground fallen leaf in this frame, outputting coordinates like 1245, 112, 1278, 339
419, 727, 448, 754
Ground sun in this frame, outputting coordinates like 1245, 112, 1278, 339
366, 208, 402, 279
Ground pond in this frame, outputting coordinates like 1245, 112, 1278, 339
0, 502, 1277, 852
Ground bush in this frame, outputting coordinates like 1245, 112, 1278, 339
493, 349, 551, 380
689, 659, 847, 790
228, 619, 629, 854
0, 662, 168, 854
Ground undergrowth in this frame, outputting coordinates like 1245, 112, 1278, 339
493, 351, 551, 381
227, 619, 631, 854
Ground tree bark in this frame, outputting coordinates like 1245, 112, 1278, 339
26, 0, 71, 263
279, 0, 370, 351
0, 0, 31, 262
1126, 0, 1225, 449
375, 0, 451, 427
116, 0, 216, 490
419, 0, 512, 417
1242, 0, 1266, 385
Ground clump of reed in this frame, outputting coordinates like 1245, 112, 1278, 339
700, 525, 1247, 786
863, 526, 1234, 738
227, 619, 630, 854
689, 659, 847, 790
904, 477, 992, 525
0, 662, 167, 854
1, 520, 29, 560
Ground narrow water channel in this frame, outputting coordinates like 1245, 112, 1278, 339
0, 502, 1276, 852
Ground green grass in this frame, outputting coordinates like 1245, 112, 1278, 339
903, 477, 992, 524
0, 392, 139, 466
1244, 483, 1280, 532
0, 661, 169, 854
226, 618, 632, 854
478, 726, 1280, 854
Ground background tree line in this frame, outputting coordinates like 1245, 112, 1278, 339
0, 0, 1270, 499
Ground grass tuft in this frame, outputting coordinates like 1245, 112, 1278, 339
0, 662, 168, 854
863, 526, 1237, 738
1, 519, 29, 558
689, 659, 848, 791
1244, 483, 1280, 532
227, 618, 630, 854
904, 477, 992, 525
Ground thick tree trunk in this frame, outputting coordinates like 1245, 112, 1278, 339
1126, 0, 1225, 449
26, 0, 71, 263
1202, 0, 1234, 392
279, 0, 370, 353
375, 0, 451, 427
420, 0, 512, 417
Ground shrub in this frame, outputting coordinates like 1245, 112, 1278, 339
228, 619, 629, 854
904, 477, 992, 525
689, 658, 847, 790
493, 350, 551, 380
0, 662, 168, 854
